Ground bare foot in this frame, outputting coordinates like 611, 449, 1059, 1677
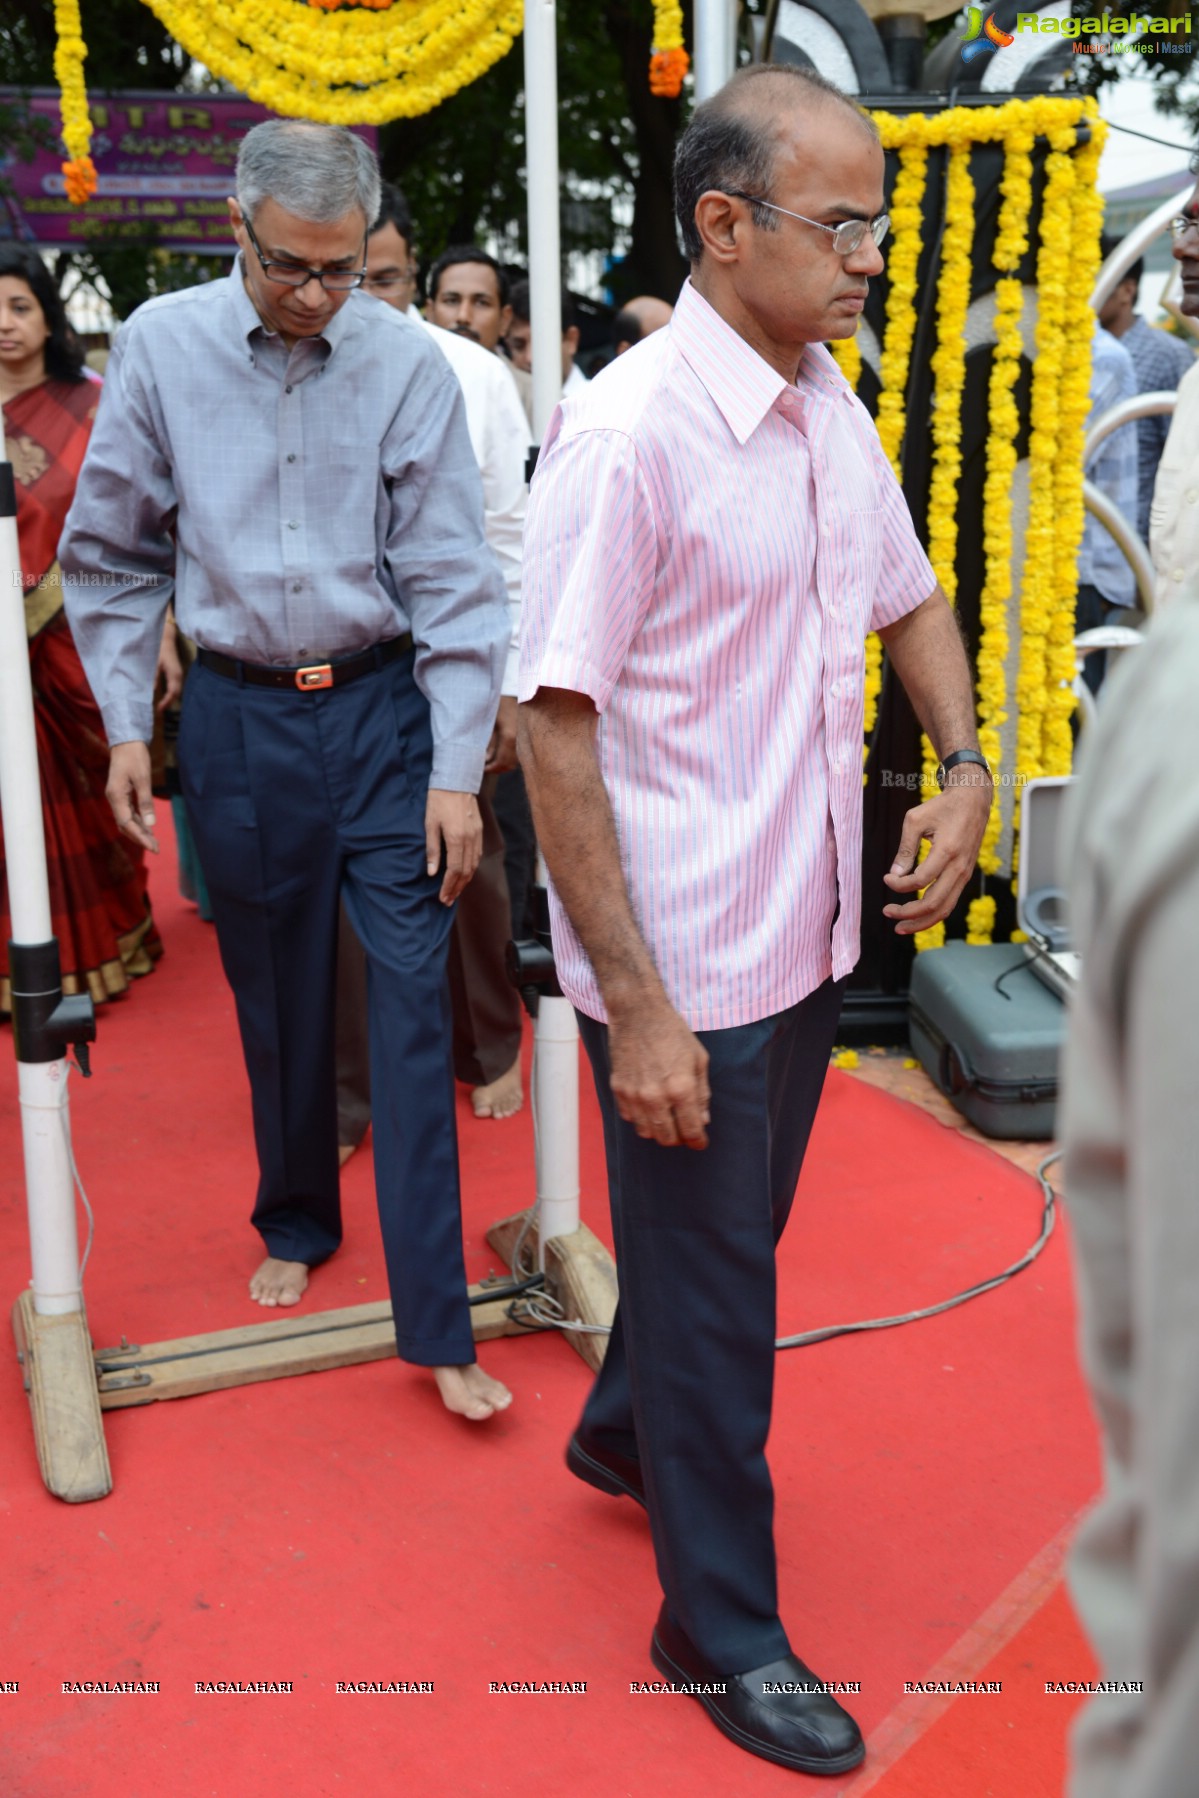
433, 1363, 513, 1421
471, 1057, 523, 1120
249, 1257, 309, 1307
338, 1143, 357, 1168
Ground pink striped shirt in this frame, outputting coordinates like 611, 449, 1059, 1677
519, 278, 935, 1030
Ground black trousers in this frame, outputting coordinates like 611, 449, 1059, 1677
335, 773, 524, 1147
575, 975, 845, 1672
179, 652, 475, 1366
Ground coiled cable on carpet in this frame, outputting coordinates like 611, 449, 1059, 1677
774, 1151, 1060, 1351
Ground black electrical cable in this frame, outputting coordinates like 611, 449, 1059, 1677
468, 1273, 545, 1307
775, 1152, 1059, 1351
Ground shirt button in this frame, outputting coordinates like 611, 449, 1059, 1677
285, 384, 293, 394
1174, 568, 1185, 581
288, 521, 299, 531
287, 453, 297, 463
292, 581, 303, 593
1188, 489, 1198, 504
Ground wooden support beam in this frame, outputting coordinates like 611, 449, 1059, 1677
12, 1291, 112, 1503
486, 1209, 617, 1373
93, 1278, 534, 1410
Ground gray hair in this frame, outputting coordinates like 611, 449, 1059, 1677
236, 120, 381, 228
673, 65, 876, 264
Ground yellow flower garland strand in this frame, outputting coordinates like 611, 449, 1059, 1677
54, 0, 97, 203
141, 0, 525, 123
649, 0, 689, 97
1044, 115, 1107, 776
970, 116, 1034, 916
913, 136, 975, 952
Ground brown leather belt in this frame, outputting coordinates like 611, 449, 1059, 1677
196, 632, 414, 692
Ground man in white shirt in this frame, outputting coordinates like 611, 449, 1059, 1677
337, 186, 528, 1125
505, 280, 588, 395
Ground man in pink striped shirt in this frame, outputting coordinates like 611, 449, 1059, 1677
519, 65, 991, 1776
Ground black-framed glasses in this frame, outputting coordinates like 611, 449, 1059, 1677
242, 214, 367, 291
724, 191, 890, 255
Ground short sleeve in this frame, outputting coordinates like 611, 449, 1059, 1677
519, 423, 658, 713
862, 415, 937, 631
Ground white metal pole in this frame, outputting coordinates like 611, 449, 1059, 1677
0, 475, 84, 1317
693, 0, 737, 102
524, 0, 564, 443
523, 3, 581, 1263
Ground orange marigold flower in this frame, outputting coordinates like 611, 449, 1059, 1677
62, 155, 97, 204
649, 47, 689, 97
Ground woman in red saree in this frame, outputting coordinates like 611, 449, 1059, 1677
1, 244, 161, 1012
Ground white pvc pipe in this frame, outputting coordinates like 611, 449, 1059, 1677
20, 1063, 81, 1315
523, 0, 563, 443
0, 485, 84, 1316
534, 997, 581, 1267
0, 507, 53, 943
693, 0, 737, 102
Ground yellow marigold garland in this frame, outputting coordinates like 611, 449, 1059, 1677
863, 97, 1103, 950
54, 0, 97, 204
1044, 115, 1107, 775
965, 895, 997, 944
974, 115, 1033, 887
649, 0, 688, 97
140, 0, 525, 123
874, 142, 929, 476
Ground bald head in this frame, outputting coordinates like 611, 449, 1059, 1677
673, 65, 877, 264
626, 295, 674, 334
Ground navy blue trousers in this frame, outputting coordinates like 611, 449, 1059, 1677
178, 652, 475, 1366
576, 975, 845, 1672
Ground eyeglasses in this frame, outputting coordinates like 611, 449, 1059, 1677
724, 191, 890, 256
242, 214, 367, 291
1169, 215, 1199, 242
363, 267, 417, 293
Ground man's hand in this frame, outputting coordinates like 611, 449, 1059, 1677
882, 779, 993, 934
607, 995, 711, 1149
484, 695, 518, 775
156, 613, 183, 713
425, 788, 483, 905
107, 741, 159, 854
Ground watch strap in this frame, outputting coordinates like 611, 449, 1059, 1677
937, 749, 990, 788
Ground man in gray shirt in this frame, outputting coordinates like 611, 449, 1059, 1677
60, 120, 513, 1422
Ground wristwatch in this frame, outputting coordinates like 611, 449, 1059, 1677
936, 749, 991, 790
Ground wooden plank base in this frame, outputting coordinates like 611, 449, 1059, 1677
12, 1290, 112, 1503
93, 1278, 534, 1410
486, 1209, 618, 1373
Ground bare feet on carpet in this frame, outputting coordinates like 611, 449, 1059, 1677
471, 1058, 523, 1120
433, 1363, 513, 1421
249, 1257, 309, 1307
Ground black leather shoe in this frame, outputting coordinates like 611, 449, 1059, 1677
650, 1604, 865, 1776
565, 1431, 646, 1509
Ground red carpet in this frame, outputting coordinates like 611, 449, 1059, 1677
0, 813, 1101, 1797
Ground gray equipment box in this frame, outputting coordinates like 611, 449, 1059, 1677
907, 942, 1064, 1141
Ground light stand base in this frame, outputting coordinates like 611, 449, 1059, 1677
12, 1290, 112, 1503
486, 1210, 617, 1375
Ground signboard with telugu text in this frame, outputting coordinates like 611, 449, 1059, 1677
0, 90, 377, 254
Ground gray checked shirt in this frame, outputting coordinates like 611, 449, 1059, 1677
60, 266, 508, 792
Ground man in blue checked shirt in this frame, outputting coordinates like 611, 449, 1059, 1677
61, 120, 514, 1423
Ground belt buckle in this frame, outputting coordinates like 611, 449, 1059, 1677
295, 662, 333, 691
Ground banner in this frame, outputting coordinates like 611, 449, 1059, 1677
0, 90, 377, 255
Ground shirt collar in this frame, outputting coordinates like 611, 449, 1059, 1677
669, 278, 852, 444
